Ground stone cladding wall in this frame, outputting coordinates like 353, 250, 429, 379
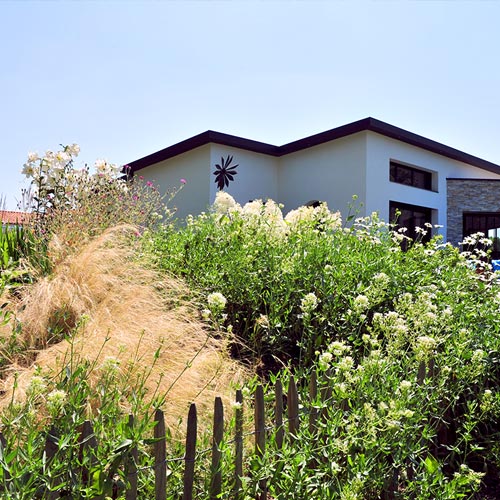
447, 179, 500, 245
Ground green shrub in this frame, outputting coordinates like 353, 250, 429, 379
145, 193, 500, 369
144, 192, 500, 496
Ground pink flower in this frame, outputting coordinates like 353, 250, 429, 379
180, 178, 187, 184
146, 181, 154, 187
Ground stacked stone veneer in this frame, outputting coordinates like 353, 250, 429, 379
447, 179, 500, 245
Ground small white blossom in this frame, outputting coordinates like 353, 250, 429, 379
213, 191, 241, 214
300, 293, 319, 315
27, 375, 47, 397
27, 152, 40, 163
415, 335, 437, 360
353, 294, 369, 312
399, 380, 412, 391
337, 356, 354, 372
101, 356, 121, 373
318, 351, 333, 371
207, 292, 227, 310
47, 389, 67, 415
329, 341, 350, 356
66, 143, 80, 156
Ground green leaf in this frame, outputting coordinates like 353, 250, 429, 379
424, 455, 439, 474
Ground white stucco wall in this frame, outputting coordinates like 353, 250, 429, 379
135, 129, 500, 236
277, 132, 367, 219
136, 145, 211, 220
209, 145, 279, 206
365, 133, 500, 238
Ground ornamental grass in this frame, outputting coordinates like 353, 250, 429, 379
0, 224, 246, 431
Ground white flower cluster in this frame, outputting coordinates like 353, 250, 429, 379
300, 292, 319, 315
285, 202, 342, 232
353, 212, 388, 244
93, 158, 121, 178
207, 292, 227, 311
353, 294, 369, 313
316, 340, 350, 371
101, 356, 121, 374
460, 232, 487, 247
242, 198, 287, 236
211, 192, 342, 237
22, 145, 80, 187
414, 335, 438, 361
46, 389, 67, 416
22, 144, 126, 214
27, 375, 47, 398
213, 191, 241, 214
373, 311, 408, 339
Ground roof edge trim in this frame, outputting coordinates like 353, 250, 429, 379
125, 118, 500, 175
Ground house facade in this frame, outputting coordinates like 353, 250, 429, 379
126, 118, 500, 256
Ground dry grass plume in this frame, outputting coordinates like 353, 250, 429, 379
0, 225, 248, 430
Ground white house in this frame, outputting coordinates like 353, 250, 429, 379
126, 117, 500, 258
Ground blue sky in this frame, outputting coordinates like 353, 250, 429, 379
2, 1, 500, 209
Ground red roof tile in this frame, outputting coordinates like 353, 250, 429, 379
0, 211, 31, 225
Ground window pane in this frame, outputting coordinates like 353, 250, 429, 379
390, 201, 432, 248
412, 170, 428, 189
390, 162, 432, 191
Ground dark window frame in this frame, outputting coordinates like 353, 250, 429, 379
390, 161, 433, 191
389, 200, 433, 248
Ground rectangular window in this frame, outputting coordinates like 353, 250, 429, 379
463, 212, 500, 260
390, 201, 433, 247
390, 161, 433, 191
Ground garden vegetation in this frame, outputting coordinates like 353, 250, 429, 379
0, 145, 499, 498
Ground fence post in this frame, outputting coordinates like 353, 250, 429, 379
320, 378, 332, 424
275, 379, 284, 450
417, 360, 426, 385
0, 431, 9, 492
288, 376, 299, 437
234, 389, 243, 500
309, 370, 318, 434
125, 415, 138, 500
44, 425, 60, 500
319, 372, 333, 465
210, 397, 224, 500
254, 384, 266, 500
79, 420, 98, 487
183, 403, 197, 500
154, 409, 167, 500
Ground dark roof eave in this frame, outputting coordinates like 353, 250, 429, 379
125, 117, 500, 175
281, 117, 500, 174
125, 131, 279, 174
366, 118, 500, 175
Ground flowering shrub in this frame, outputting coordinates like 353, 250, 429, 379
146, 192, 500, 496
21, 145, 181, 263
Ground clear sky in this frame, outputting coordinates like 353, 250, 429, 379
2, 1, 500, 210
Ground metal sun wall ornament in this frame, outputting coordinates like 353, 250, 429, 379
213, 155, 238, 190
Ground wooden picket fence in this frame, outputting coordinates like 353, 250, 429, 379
0, 360, 445, 499
0, 375, 309, 500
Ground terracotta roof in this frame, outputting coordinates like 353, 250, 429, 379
125, 117, 500, 176
0, 211, 31, 225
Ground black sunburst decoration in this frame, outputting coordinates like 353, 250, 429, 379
214, 155, 238, 190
